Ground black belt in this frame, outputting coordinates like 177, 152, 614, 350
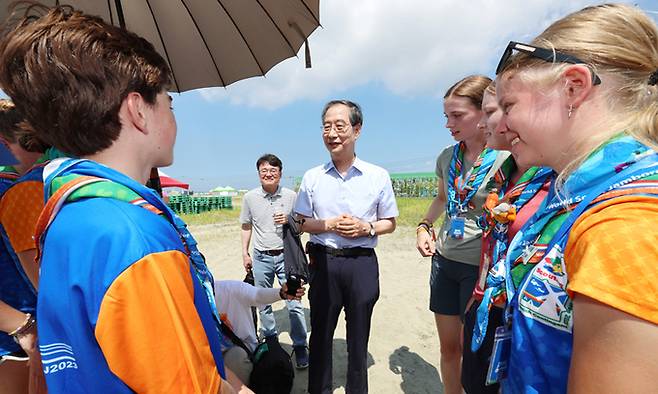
257, 249, 284, 256
308, 243, 374, 257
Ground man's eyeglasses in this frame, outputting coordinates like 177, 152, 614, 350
322, 122, 352, 134
496, 41, 601, 85
259, 168, 280, 175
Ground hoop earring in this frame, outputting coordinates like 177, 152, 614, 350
568, 105, 573, 119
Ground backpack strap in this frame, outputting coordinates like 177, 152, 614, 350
34, 176, 110, 265
34, 175, 164, 265
219, 319, 254, 360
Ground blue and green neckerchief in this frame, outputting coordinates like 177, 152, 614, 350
446, 142, 497, 217
471, 157, 553, 351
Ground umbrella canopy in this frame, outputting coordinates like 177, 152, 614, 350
0, 0, 320, 92
158, 170, 189, 189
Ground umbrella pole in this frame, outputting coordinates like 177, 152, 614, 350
114, 0, 126, 29
113, 0, 163, 197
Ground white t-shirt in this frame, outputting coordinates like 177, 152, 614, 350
214, 280, 282, 352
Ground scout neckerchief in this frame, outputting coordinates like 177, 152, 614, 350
13, 147, 68, 182
479, 136, 654, 325
491, 135, 658, 392
506, 137, 656, 292
40, 159, 231, 355
35, 147, 65, 165
446, 143, 497, 217
471, 161, 553, 351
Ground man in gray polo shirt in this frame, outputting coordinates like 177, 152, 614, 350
240, 153, 308, 369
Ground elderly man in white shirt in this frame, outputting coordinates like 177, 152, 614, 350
294, 100, 398, 394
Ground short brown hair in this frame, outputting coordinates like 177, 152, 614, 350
0, 98, 48, 153
444, 75, 492, 109
0, 4, 172, 156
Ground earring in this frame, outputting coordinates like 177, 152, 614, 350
568, 105, 573, 119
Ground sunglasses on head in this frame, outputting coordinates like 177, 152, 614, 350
496, 41, 601, 85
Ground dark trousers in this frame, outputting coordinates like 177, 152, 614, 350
307, 249, 380, 394
462, 300, 503, 394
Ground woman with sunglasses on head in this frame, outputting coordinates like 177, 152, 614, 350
461, 82, 553, 394
416, 75, 509, 394
493, 4, 658, 393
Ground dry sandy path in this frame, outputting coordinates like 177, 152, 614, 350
191, 222, 444, 393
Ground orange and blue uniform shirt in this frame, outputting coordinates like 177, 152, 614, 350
0, 148, 64, 255
0, 164, 45, 253
0, 149, 67, 356
0, 165, 37, 356
36, 158, 226, 393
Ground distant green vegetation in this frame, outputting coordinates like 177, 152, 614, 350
181, 196, 439, 228
391, 175, 438, 198
179, 196, 241, 225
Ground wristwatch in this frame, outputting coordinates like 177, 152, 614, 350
368, 222, 376, 237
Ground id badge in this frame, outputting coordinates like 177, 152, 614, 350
448, 217, 465, 239
486, 326, 511, 385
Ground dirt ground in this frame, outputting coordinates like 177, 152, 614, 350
191, 222, 445, 393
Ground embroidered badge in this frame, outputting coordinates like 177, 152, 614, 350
518, 246, 573, 332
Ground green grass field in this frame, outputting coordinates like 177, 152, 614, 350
180, 196, 437, 227
395, 197, 434, 227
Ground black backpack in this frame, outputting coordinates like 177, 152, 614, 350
248, 336, 294, 394
220, 315, 294, 393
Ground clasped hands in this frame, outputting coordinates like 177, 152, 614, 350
327, 214, 369, 238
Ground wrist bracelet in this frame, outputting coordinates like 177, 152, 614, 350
417, 220, 433, 229
8, 313, 36, 341
416, 226, 431, 236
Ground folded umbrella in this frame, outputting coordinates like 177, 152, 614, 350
282, 214, 309, 281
